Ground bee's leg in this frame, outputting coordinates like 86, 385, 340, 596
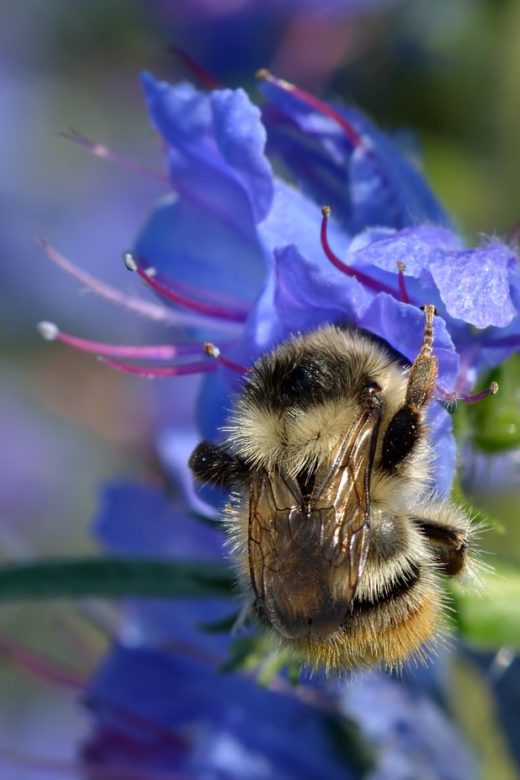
189, 440, 249, 488
382, 305, 438, 472
410, 501, 472, 576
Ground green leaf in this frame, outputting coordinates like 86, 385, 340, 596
450, 561, 520, 650
463, 357, 520, 454
0, 557, 233, 602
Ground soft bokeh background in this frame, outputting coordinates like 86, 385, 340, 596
1, 0, 519, 776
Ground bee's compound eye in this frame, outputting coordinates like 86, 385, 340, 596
367, 381, 382, 395
366, 381, 383, 407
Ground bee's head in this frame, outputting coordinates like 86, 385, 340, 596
226, 325, 407, 476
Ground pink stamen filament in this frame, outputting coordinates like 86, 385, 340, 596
168, 45, 222, 90
257, 70, 362, 148
36, 239, 178, 326
460, 382, 499, 403
396, 261, 411, 304
127, 255, 248, 323
0, 634, 85, 690
204, 342, 247, 374
320, 207, 396, 296
100, 357, 217, 378
437, 381, 499, 405
37, 239, 241, 333
259, 70, 405, 230
37, 322, 200, 361
60, 128, 168, 183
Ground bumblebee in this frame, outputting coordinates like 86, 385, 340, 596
190, 306, 475, 670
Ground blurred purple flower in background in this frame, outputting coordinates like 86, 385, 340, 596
155, 0, 406, 89
33, 64, 520, 779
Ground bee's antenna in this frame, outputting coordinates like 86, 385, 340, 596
420, 304, 436, 355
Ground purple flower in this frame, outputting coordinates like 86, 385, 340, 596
258, 76, 452, 233
40, 71, 520, 499
37, 69, 520, 778
129, 71, 518, 496
151, 0, 405, 89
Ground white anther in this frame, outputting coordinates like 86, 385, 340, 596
123, 252, 138, 272
203, 342, 220, 359
37, 321, 59, 341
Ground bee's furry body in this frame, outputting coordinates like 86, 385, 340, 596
190, 320, 475, 671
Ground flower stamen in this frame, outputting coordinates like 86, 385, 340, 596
124, 253, 249, 324
203, 342, 247, 374
36, 239, 191, 327
100, 357, 217, 379
256, 70, 362, 149
396, 261, 411, 304
168, 45, 222, 90
37, 321, 200, 361
60, 128, 168, 183
320, 207, 396, 296
0, 634, 85, 690
437, 381, 499, 405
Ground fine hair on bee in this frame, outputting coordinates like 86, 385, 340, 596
190, 306, 480, 672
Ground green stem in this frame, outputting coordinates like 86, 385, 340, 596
0, 558, 233, 602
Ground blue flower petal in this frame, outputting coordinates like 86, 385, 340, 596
211, 88, 273, 222
141, 72, 273, 229
340, 671, 476, 780
259, 78, 452, 232
429, 240, 517, 329
344, 114, 452, 231
427, 403, 457, 497
261, 105, 356, 230
357, 294, 459, 390
94, 480, 222, 560
157, 426, 228, 518
248, 244, 371, 352
258, 177, 347, 266
349, 225, 463, 278
134, 195, 266, 305
93, 481, 231, 649
85, 645, 359, 780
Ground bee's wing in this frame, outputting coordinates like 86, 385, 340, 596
248, 467, 303, 606
310, 407, 381, 594
248, 408, 380, 639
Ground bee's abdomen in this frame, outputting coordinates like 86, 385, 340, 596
263, 592, 351, 640
259, 555, 352, 640
348, 562, 421, 617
